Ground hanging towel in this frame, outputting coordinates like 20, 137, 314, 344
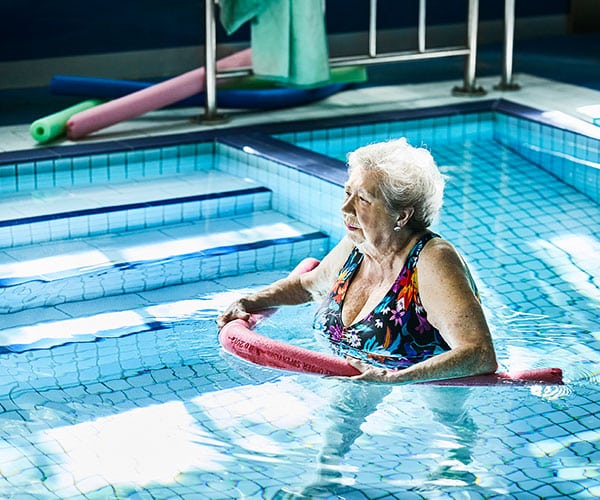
252, 0, 330, 87
219, 0, 330, 88
218, 0, 268, 35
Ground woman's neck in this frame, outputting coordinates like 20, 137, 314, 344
358, 229, 427, 275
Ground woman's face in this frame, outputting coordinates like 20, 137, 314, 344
341, 167, 396, 249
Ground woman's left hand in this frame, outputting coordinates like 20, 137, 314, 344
346, 356, 396, 383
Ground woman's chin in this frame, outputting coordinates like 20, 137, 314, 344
347, 235, 366, 252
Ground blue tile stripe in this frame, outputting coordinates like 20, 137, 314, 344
0, 186, 271, 227
0, 101, 495, 166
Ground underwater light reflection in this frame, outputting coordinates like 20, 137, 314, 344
551, 234, 600, 298
1, 249, 109, 278
41, 401, 231, 492
529, 429, 600, 457
0, 310, 148, 349
118, 222, 302, 262
0, 287, 263, 352
529, 234, 600, 306
145, 289, 256, 321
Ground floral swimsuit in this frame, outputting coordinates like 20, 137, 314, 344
313, 233, 453, 369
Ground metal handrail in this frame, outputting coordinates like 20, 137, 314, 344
203, 0, 219, 121
453, 0, 485, 96
495, 0, 520, 90
203, 0, 488, 119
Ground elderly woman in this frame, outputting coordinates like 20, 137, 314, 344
217, 138, 497, 383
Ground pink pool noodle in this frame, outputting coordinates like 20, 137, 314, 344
219, 258, 564, 385
219, 257, 359, 377
66, 48, 252, 139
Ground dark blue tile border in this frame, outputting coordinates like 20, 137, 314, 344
1, 98, 598, 169
0, 99, 500, 166
0, 186, 271, 228
492, 99, 600, 140
218, 134, 348, 186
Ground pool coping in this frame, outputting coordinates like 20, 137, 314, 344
2, 98, 599, 168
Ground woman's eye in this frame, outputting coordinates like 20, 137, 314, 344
359, 196, 369, 203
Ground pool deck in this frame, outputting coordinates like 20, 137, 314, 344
1, 73, 600, 154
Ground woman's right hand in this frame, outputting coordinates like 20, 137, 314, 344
216, 299, 252, 329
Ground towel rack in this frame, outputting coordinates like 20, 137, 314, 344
202, 0, 493, 121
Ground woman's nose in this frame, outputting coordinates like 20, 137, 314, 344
341, 196, 354, 214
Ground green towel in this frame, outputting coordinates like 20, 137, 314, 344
219, 0, 331, 88
251, 0, 330, 87
218, 66, 368, 89
218, 0, 267, 34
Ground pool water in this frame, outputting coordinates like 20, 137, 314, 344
0, 105, 599, 499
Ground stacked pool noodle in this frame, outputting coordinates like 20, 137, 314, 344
66, 48, 253, 140
48, 65, 367, 109
30, 99, 103, 143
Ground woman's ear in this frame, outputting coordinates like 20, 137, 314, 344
397, 207, 415, 228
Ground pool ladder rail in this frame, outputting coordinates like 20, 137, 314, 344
202, 0, 520, 120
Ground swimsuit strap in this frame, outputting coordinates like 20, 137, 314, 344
405, 232, 439, 271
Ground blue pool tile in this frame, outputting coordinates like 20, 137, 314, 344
0, 101, 598, 499
90, 154, 110, 182
141, 149, 161, 177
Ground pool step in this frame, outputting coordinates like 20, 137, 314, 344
0, 170, 272, 248
0, 209, 329, 313
0, 268, 283, 358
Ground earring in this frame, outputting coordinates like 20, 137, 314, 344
393, 226, 401, 232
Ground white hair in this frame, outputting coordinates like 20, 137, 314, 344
347, 138, 445, 230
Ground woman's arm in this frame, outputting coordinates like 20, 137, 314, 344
347, 238, 497, 383
216, 237, 354, 329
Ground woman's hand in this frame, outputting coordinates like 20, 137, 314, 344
346, 356, 397, 383
216, 299, 252, 329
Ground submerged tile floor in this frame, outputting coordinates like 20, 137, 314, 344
0, 72, 599, 499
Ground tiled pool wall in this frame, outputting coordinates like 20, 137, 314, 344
272, 100, 600, 207
494, 113, 600, 204
214, 140, 346, 245
0, 142, 216, 194
0, 136, 346, 251
275, 111, 496, 161
1, 98, 598, 256
0, 143, 220, 248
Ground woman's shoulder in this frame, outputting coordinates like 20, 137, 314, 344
417, 235, 478, 295
418, 235, 465, 269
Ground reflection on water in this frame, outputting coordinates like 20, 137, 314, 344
0, 281, 598, 498
479, 303, 599, 386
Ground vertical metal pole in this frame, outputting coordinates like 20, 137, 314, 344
495, 0, 520, 90
369, 0, 377, 57
453, 0, 486, 96
203, 0, 226, 122
464, 0, 479, 90
418, 0, 426, 53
